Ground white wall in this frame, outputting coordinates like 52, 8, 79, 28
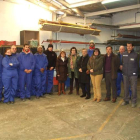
0, 1, 52, 48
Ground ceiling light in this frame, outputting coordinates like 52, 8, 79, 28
65, 0, 85, 4
102, 0, 121, 4
57, 11, 65, 15
49, 6, 56, 11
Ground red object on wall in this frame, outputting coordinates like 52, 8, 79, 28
0, 40, 16, 46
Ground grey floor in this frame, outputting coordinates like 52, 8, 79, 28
0, 79, 140, 140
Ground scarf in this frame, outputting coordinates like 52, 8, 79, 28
89, 46, 95, 50
61, 57, 65, 62
70, 55, 76, 69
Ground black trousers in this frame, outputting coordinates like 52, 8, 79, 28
70, 72, 79, 92
105, 73, 117, 99
80, 83, 90, 97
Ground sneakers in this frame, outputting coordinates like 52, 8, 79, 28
121, 101, 129, 106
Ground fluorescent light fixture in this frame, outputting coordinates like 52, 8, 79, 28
69, 0, 99, 8
102, 0, 121, 4
57, 11, 64, 15
65, 0, 85, 4
49, 6, 56, 11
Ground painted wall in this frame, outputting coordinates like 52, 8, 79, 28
0, 1, 52, 48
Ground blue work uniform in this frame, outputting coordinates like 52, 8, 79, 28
18, 52, 35, 99
88, 49, 94, 57
2, 55, 19, 103
0, 54, 3, 101
34, 53, 48, 97
12, 53, 20, 98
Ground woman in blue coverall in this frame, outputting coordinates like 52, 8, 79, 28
2, 48, 19, 104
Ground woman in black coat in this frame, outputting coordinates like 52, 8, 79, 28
78, 48, 90, 99
56, 51, 68, 95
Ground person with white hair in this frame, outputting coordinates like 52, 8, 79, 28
34, 46, 48, 98
116, 45, 132, 97
88, 40, 95, 57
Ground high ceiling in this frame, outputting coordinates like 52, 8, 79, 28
78, 0, 138, 13
39, 0, 140, 18
8, 0, 140, 18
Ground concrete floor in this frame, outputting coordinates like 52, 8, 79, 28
0, 79, 140, 140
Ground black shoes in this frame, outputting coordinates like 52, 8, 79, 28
47, 93, 53, 95
80, 95, 86, 98
122, 101, 129, 106
85, 96, 91, 99
21, 98, 26, 102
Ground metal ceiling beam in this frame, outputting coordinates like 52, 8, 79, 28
40, 0, 74, 15
56, 0, 84, 17
85, 4, 140, 17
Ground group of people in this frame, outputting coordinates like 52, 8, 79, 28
0, 40, 138, 108
56, 40, 138, 108
0, 44, 57, 104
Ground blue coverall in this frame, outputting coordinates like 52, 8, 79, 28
18, 52, 35, 99
34, 53, 48, 97
0, 54, 3, 101
12, 53, 20, 97
2, 55, 19, 103
88, 49, 94, 57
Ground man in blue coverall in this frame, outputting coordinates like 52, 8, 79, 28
0, 54, 3, 102
34, 46, 48, 98
10, 45, 20, 98
88, 40, 95, 57
18, 44, 35, 101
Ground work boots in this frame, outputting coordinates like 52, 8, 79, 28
58, 83, 61, 95
62, 83, 66, 95
68, 85, 73, 95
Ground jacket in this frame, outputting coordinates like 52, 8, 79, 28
68, 54, 80, 79
44, 50, 57, 70
78, 54, 90, 83
34, 53, 48, 72
87, 54, 103, 75
56, 57, 68, 81
103, 53, 120, 79
18, 52, 35, 71
122, 50, 138, 76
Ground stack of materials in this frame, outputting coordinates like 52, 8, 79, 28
39, 19, 101, 35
